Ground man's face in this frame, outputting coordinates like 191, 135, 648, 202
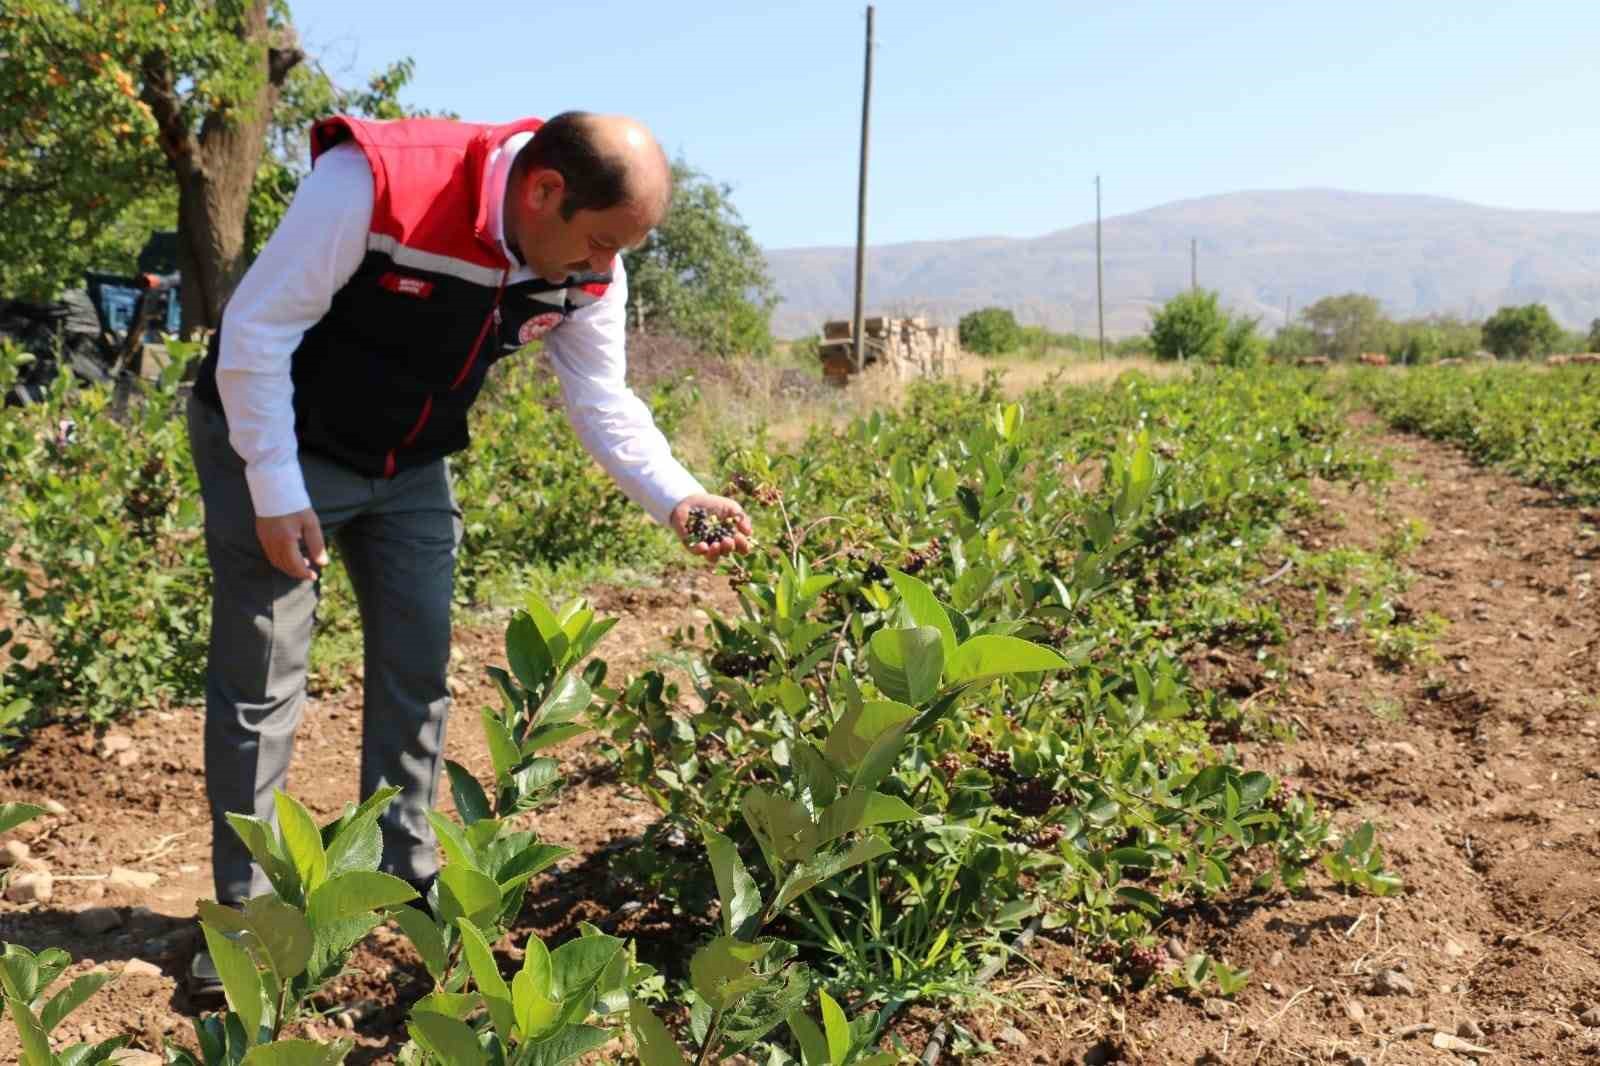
511, 170, 656, 285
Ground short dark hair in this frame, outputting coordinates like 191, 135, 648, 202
514, 111, 630, 220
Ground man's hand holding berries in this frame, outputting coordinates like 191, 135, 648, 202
670, 494, 754, 561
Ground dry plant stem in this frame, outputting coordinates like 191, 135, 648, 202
919, 917, 1043, 1066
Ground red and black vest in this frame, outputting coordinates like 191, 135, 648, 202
195, 115, 612, 479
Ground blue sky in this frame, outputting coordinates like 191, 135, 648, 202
291, 0, 1600, 250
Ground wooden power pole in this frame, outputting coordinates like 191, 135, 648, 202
1095, 174, 1105, 362
851, 5, 875, 373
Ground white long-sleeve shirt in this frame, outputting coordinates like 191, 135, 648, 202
215, 137, 704, 527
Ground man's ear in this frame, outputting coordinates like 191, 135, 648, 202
528, 170, 565, 214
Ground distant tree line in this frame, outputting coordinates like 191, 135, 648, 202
1147, 291, 1599, 365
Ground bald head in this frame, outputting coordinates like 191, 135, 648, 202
514, 111, 671, 226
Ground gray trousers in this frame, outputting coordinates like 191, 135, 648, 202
187, 394, 461, 902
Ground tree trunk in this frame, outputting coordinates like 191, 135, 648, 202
144, 0, 302, 337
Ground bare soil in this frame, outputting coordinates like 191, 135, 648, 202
3, 419, 1598, 1064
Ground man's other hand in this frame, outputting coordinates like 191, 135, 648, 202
670, 494, 754, 562
256, 508, 329, 580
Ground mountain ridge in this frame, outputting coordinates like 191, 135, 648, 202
761, 188, 1600, 338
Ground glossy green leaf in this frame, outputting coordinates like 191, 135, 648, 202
507, 611, 553, 691
202, 924, 264, 1044
866, 625, 944, 704
242, 896, 314, 980
239, 1039, 354, 1066
819, 989, 850, 1066
437, 864, 502, 928
408, 1010, 487, 1066
887, 570, 957, 660
456, 920, 515, 1037
945, 635, 1068, 683
689, 936, 771, 1011
823, 700, 917, 770
523, 1024, 613, 1066
274, 791, 327, 893
444, 760, 492, 825
307, 871, 416, 927
629, 999, 690, 1066
388, 905, 447, 981
703, 824, 763, 938
0, 803, 45, 836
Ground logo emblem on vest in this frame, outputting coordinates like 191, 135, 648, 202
518, 311, 564, 345
379, 272, 435, 299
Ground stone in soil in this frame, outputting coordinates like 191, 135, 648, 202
0, 839, 31, 866
100, 731, 134, 756
1579, 1006, 1600, 1027
73, 905, 125, 935
42, 799, 69, 815
120, 959, 164, 979
1457, 1019, 1486, 1041
997, 1026, 1028, 1047
5, 869, 52, 903
1368, 968, 1417, 996
108, 866, 161, 890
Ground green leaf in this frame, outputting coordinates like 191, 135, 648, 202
480, 710, 521, 780
38, 971, 112, 1034
413, 992, 480, 1020
523, 1024, 613, 1066
629, 999, 690, 1066
702, 824, 763, 939
819, 989, 850, 1066
437, 865, 502, 928
887, 570, 957, 660
7, 997, 54, 1066
425, 810, 479, 871
549, 932, 626, 1022
536, 673, 592, 728
408, 1010, 488, 1066
742, 787, 818, 864
822, 700, 917, 770
0, 803, 46, 836
512, 934, 561, 1040
507, 611, 554, 691
456, 920, 515, 1037
815, 790, 918, 844
242, 896, 315, 981
496, 843, 572, 891
1237, 771, 1273, 809
322, 806, 383, 880
240, 1039, 354, 1066
690, 937, 772, 1011
388, 905, 448, 981
787, 1009, 830, 1066
1108, 847, 1155, 868
202, 924, 264, 1044
521, 722, 588, 753
307, 871, 417, 927
945, 635, 1068, 682
445, 760, 493, 825
1115, 886, 1163, 916
225, 814, 295, 895
305, 913, 384, 988
866, 626, 944, 704
274, 791, 328, 893
774, 836, 894, 911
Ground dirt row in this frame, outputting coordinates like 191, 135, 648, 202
2, 418, 1598, 1064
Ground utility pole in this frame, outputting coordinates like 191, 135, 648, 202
1190, 237, 1197, 293
850, 5, 875, 374
1285, 294, 1292, 328
1095, 174, 1105, 362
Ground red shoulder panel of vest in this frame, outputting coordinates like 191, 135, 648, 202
310, 116, 545, 274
